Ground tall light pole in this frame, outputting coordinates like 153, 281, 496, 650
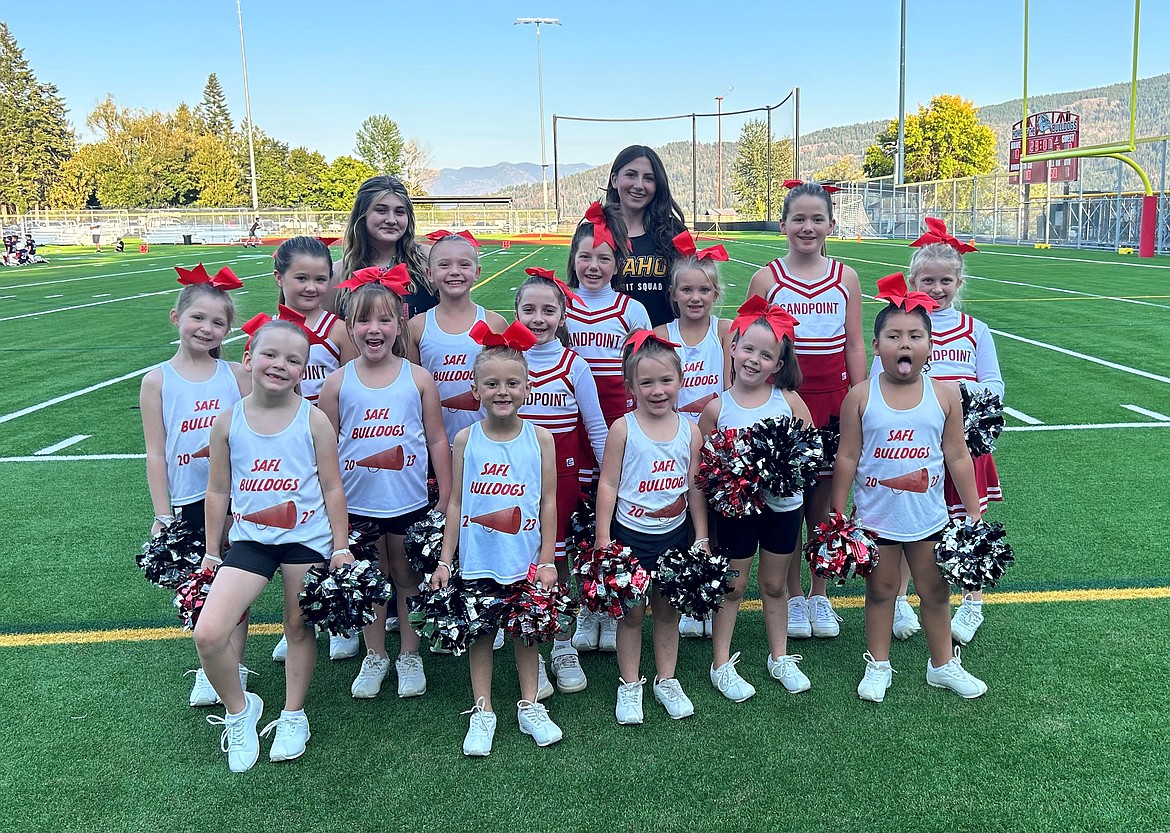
514, 17, 560, 225
237, 0, 259, 211
895, 0, 907, 186
715, 87, 732, 212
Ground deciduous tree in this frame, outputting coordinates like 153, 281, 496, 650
863, 95, 996, 182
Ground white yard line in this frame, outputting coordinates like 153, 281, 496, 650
989, 329, 1170, 386
1121, 404, 1170, 422
1003, 407, 1043, 425
1, 258, 238, 290
1003, 422, 1170, 432
34, 435, 91, 455
0, 454, 146, 462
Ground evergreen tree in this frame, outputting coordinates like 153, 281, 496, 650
197, 73, 233, 139
0, 23, 72, 211
731, 119, 795, 219
355, 115, 404, 177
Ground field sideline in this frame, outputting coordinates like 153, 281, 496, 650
1, 235, 1168, 833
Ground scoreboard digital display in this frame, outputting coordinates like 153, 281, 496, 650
1009, 111, 1080, 184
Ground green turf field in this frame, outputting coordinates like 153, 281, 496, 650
2, 237, 1168, 833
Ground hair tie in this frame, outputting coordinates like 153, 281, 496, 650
875, 272, 940, 314
909, 217, 977, 253
470, 319, 537, 352
175, 263, 243, 291
425, 229, 480, 248
782, 179, 840, 195
672, 230, 728, 261
335, 263, 411, 295
729, 296, 798, 342
583, 201, 617, 251
524, 266, 582, 308
626, 329, 680, 353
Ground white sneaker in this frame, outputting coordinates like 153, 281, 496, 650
517, 699, 563, 747
187, 668, 220, 707
951, 595, 985, 645
927, 647, 988, 698
384, 615, 400, 634
272, 635, 288, 662
710, 652, 756, 702
550, 644, 588, 693
857, 652, 896, 702
767, 653, 811, 693
206, 692, 263, 773
598, 616, 618, 653
329, 633, 360, 660
787, 596, 812, 639
571, 610, 601, 651
615, 677, 645, 725
679, 614, 705, 638
808, 595, 841, 638
462, 698, 497, 757
493, 628, 505, 651
652, 677, 695, 719
396, 652, 427, 698
351, 650, 391, 699
893, 596, 922, 640
261, 712, 310, 762
536, 656, 554, 701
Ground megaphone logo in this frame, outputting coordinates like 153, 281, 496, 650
679, 392, 717, 415
241, 500, 297, 530
442, 387, 480, 412
192, 445, 210, 459
878, 468, 929, 494
469, 505, 521, 534
357, 445, 404, 472
647, 494, 686, 518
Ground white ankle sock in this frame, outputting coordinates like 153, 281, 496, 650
281, 708, 305, 719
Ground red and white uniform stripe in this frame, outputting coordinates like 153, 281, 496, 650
764, 258, 850, 394
300, 310, 342, 404
566, 285, 652, 426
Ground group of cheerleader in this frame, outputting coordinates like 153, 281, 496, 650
141, 146, 1003, 771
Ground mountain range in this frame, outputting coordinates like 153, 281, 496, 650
430, 162, 594, 195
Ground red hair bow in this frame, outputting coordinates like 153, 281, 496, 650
672, 230, 728, 261
241, 304, 325, 351
425, 229, 480, 248
469, 319, 537, 352
875, 272, 939, 314
782, 179, 840, 195
909, 217, 977, 254
175, 263, 244, 291
583, 201, 617, 251
729, 295, 798, 343
625, 329, 680, 353
335, 263, 411, 295
524, 266, 582, 308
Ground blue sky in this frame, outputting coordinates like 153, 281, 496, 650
7, 0, 1166, 170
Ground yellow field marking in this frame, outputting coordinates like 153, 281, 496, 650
472, 248, 543, 292
861, 295, 1170, 305
5, 586, 1170, 649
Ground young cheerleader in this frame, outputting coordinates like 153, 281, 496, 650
604, 145, 688, 326
746, 180, 868, 641
194, 320, 354, 771
594, 331, 711, 725
433, 323, 563, 756
408, 234, 508, 448
514, 269, 608, 693
331, 175, 436, 321
564, 206, 651, 654
878, 221, 1003, 644
318, 276, 452, 700
699, 299, 814, 701
832, 274, 987, 702
655, 231, 733, 640
140, 266, 251, 708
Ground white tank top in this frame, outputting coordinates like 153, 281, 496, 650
459, 420, 543, 584
299, 310, 343, 404
668, 315, 725, 421
337, 360, 428, 517
160, 360, 242, 506
716, 388, 803, 512
853, 375, 947, 542
418, 306, 486, 446
616, 412, 691, 535
227, 398, 332, 554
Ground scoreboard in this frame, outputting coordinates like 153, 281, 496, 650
1009, 111, 1081, 184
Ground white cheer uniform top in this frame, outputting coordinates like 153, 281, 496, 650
764, 257, 849, 392
870, 306, 1004, 399
459, 420, 543, 584
337, 360, 428, 517
668, 315, 725, 421
227, 398, 331, 554
161, 359, 242, 506
716, 388, 803, 512
418, 306, 486, 446
519, 340, 607, 476
853, 375, 947, 542
300, 310, 343, 403
566, 285, 653, 380
616, 412, 691, 535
